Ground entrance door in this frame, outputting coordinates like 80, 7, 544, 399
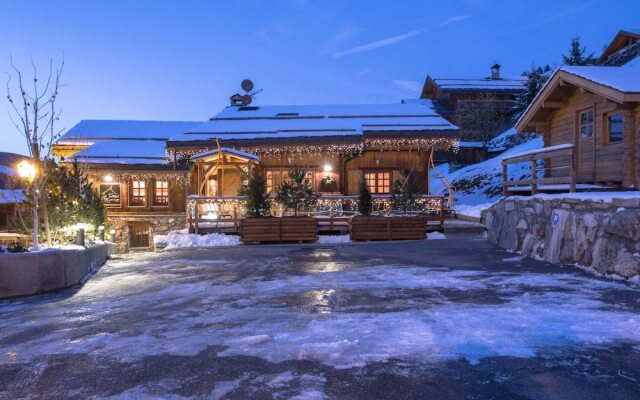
129, 223, 150, 248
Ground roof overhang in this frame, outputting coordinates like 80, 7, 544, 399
191, 147, 260, 163
516, 69, 640, 133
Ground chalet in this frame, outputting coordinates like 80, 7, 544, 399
54, 100, 459, 252
510, 66, 640, 193
421, 65, 526, 164
0, 152, 29, 234
597, 29, 640, 67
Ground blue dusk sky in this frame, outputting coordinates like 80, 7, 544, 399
1, 0, 638, 155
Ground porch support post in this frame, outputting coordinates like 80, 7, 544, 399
570, 146, 577, 193
530, 158, 538, 195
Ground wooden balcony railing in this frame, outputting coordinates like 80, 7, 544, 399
186, 194, 446, 234
501, 143, 576, 195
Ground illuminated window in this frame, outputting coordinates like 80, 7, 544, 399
154, 180, 169, 205
130, 180, 146, 206
364, 171, 391, 194
607, 113, 623, 143
265, 169, 314, 193
578, 109, 594, 139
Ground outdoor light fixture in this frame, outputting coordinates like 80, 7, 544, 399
323, 164, 333, 173
17, 160, 36, 180
104, 175, 113, 182
98, 225, 105, 241
109, 228, 116, 242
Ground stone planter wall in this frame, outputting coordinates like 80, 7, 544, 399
483, 196, 640, 278
109, 214, 187, 253
0, 243, 117, 299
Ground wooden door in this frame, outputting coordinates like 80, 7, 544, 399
129, 223, 150, 248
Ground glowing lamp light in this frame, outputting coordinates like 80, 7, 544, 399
323, 164, 333, 173
17, 160, 36, 180
109, 229, 116, 235
205, 212, 219, 220
104, 175, 114, 182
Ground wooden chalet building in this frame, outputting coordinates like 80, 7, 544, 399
0, 152, 29, 235
421, 65, 526, 164
54, 100, 459, 252
597, 29, 640, 67
510, 66, 640, 193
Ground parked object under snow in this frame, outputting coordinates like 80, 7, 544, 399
156, 231, 240, 250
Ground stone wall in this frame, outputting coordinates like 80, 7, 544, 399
109, 214, 187, 253
0, 243, 117, 299
483, 196, 640, 279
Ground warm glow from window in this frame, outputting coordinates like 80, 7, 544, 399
104, 175, 113, 182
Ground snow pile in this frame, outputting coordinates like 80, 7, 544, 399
454, 202, 496, 219
160, 231, 240, 249
318, 235, 351, 244
427, 232, 447, 240
430, 128, 542, 210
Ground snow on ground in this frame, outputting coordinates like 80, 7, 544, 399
427, 232, 447, 240
1, 248, 639, 371
156, 231, 240, 249
318, 235, 351, 244
430, 128, 542, 216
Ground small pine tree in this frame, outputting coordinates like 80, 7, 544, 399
238, 171, 270, 217
512, 64, 552, 121
276, 168, 318, 216
390, 168, 421, 213
357, 175, 373, 216
561, 35, 596, 66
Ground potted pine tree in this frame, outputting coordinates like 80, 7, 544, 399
239, 169, 318, 243
350, 170, 426, 241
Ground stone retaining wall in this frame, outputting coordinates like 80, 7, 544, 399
0, 243, 117, 299
483, 196, 640, 279
109, 214, 187, 253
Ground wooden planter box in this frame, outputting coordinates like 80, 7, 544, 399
240, 217, 318, 244
349, 216, 426, 241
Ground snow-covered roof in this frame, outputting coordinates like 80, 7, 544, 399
191, 147, 260, 161
0, 164, 16, 176
560, 66, 640, 93
57, 120, 203, 143
67, 140, 168, 165
169, 101, 457, 143
457, 141, 484, 148
430, 77, 526, 92
0, 189, 26, 204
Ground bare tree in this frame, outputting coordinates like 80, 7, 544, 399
6, 57, 65, 248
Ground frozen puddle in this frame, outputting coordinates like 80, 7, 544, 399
1, 250, 639, 371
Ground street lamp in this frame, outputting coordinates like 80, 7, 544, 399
16, 160, 39, 250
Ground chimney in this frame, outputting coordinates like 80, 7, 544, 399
491, 64, 501, 80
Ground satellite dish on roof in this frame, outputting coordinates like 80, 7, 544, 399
241, 79, 254, 93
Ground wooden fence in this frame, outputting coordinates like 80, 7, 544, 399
502, 144, 576, 195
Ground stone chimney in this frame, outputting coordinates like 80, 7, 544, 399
491, 64, 501, 80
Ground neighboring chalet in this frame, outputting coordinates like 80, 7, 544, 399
507, 29, 640, 194
54, 100, 459, 251
0, 152, 29, 234
421, 65, 526, 164
511, 66, 640, 193
597, 29, 640, 67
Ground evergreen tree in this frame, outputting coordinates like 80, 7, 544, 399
512, 65, 552, 121
238, 171, 271, 217
561, 35, 597, 66
18, 160, 106, 243
390, 168, 421, 213
276, 168, 318, 216
357, 175, 373, 216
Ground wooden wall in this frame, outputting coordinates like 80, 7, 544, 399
344, 150, 428, 194
545, 91, 639, 186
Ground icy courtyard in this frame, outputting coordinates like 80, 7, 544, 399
1, 240, 640, 399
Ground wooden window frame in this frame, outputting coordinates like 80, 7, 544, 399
604, 111, 624, 145
577, 108, 594, 140
364, 170, 392, 194
129, 180, 146, 207
265, 168, 314, 194
153, 180, 170, 206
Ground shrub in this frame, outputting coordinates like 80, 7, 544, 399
390, 168, 421, 213
358, 175, 373, 216
239, 171, 271, 217
276, 168, 318, 216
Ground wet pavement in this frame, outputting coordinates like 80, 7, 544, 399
1, 238, 640, 399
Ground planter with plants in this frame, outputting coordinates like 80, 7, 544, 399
239, 169, 318, 243
350, 169, 426, 241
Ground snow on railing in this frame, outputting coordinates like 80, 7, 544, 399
501, 143, 574, 161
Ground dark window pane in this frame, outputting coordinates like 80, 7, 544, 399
608, 113, 623, 143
